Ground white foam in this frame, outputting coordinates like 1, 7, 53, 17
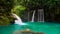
12, 13, 27, 25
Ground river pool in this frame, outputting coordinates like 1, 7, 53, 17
0, 22, 60, 34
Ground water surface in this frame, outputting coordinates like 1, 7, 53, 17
0, 22, 60, 34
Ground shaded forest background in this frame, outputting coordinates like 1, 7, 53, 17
0, 0, 60, 25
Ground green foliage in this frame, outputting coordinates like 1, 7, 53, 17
11, 5, 26, 17
16, 0, 60, 22
0, 0, 60, 24
0, 0, 15, 25
16, 0, 59, 9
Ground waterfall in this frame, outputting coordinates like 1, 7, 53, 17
38, 9, 44, 22
12, 13, 27, 25
31, 10, 35, 22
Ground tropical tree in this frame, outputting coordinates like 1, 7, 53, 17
0, 0, 15, 25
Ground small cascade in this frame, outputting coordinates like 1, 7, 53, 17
38, 9, 44, 22
12, 13, 27, 25
31, 10, 35, 22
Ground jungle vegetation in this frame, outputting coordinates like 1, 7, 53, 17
0, 0, 60, 25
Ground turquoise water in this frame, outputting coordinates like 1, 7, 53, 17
0, 22, 60, 34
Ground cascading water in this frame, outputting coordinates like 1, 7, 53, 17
31, 9, 44, 22
38, 9, 44, 22
12, 13, 27, 25
31, 10, 35, 22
